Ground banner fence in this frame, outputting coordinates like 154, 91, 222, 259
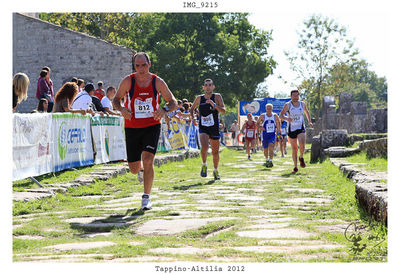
12, 113, 200, 181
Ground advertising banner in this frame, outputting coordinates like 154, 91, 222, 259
157, 122, 172, 152
13, 113, 52, 181
91, 115, 127, 164
187, 123, 199, 150
239, 97, 290, 116
167, 117, 188, 150
51, 113, 94, 172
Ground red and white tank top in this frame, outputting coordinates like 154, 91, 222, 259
245, 120, 256, 139
124, 73, 161, 128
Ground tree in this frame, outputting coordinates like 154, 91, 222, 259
326, 59, 387, 108
144, 13, 275, 106
39, 12, 276, 107
285, 14, 359, 117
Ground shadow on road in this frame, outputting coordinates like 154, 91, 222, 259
69, 207, 146, 233
172, 180, 216, 190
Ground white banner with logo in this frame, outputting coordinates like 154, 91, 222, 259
13, 113, 53, 181
51, 113, 94, 172
91, 116, 127, 164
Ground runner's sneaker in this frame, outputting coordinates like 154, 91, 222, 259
299, 157, 306, 168
281, 154, 285, 157
141, 194, 152, 210
200, 164, 207, 177
291, 167, 298, 173
265, 161, 271, 168
213, 170, 220, 180
269, 160, 274, 167
248, 155, 252, 160
137, 170, 144, 184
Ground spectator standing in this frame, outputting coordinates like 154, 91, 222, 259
12, 72, 29, 112
36, 66, 54, 112
94, 81, 106, 100
77, 79, 85, 93
53, 82, 86, 115
230, 120, 239, 146
101, 86, 119, 115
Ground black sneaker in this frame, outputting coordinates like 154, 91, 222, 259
299, 157, 306, 168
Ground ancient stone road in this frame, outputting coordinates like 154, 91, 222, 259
13, 149, 359, 262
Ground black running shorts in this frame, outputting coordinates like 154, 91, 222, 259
287, 125, 305, 139
125, 124, 161, 162
199, 126, 220, 140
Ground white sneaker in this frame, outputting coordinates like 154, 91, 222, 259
141, 194, 152, 210
137, 170, 144, 184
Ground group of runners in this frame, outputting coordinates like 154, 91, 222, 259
240, 92, 312, 171
112, 51, 313, 210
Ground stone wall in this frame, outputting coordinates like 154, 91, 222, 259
13, 13, 134, 113
311, 93, 387, 136
359, 137, 387, 158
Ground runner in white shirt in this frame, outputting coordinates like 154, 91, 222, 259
279, 90, 313, 173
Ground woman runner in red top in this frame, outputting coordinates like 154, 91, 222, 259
241, 113, 257, 160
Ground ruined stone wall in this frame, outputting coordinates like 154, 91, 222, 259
359, 137, 387, 158
311, 93, 387, 136
13, 13, 133, 113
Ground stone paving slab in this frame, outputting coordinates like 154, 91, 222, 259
232, 243, 344, 253
236, 228, 317, 239
65, 217, 106, 224
135, 217, 235, 236
280, 197, 332, 204
13, 191, 54, 201
283, 188, 324, 193
149, 246, 214, 255
15, 253, 116, 262
109, 256, 176, 262
44, 241, 116, 251
14, 235, 45, 240
244, 222, 291, 229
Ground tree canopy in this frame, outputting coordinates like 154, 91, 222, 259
39, 12, 275, 106
285, 14, 387, 117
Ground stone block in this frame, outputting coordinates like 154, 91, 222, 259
320, 129, 348, 149
339, 93, 352, 114
310, 135, 321, 163
359, 137, 387, 158
322, 96, 335, 115
305, 127, 314, 144
350, 102, 367, 115
367, 108, 387, 133
322, 147, 361, 158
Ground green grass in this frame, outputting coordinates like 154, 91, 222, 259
340, 151, 387, 172
12, 147, 387, 262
